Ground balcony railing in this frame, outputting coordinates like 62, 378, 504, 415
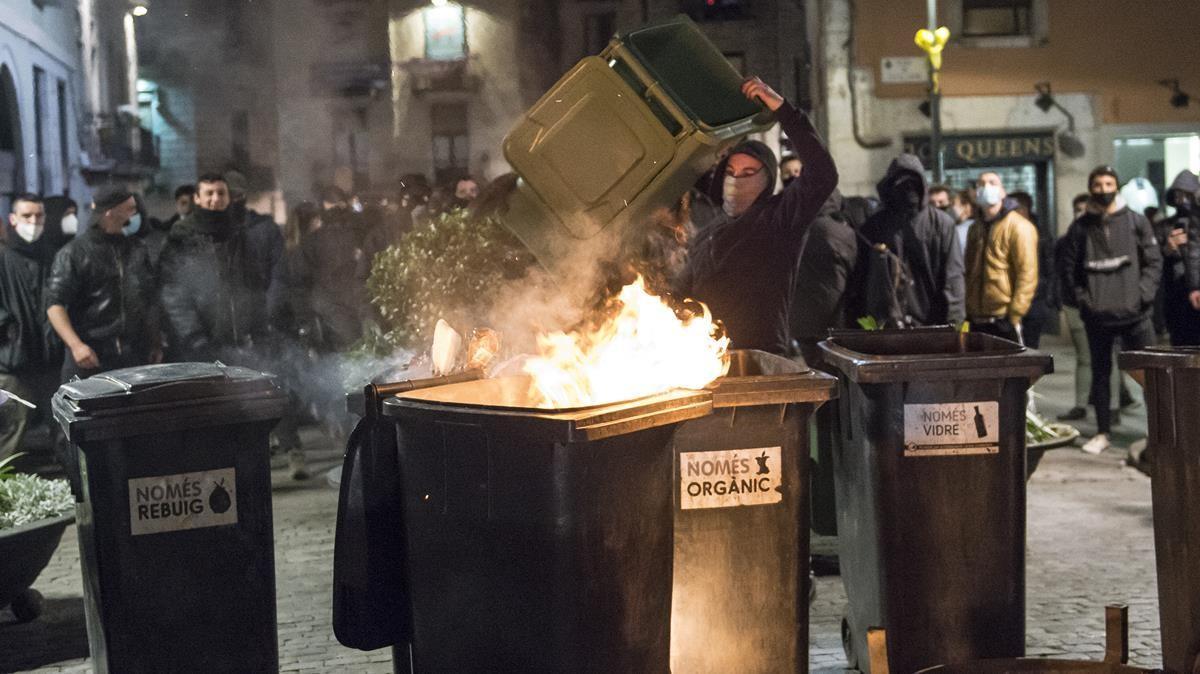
80, 113, 159, 177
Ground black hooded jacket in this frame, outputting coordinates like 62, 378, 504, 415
850, 154, 965, 327
1061, 200, 1162, 327
791, 190, 857, 341
1160, 170, 1200, 294
678, 101, 838, 354
0, 229, 59, 373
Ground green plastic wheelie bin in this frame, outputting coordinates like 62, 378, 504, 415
502, 15, 774, 274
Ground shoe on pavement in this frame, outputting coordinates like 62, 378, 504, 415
1081, 433, 1110, 455
1057, 407, 1087, 421
288, 450, 311, 481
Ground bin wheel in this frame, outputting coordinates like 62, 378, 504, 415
11, 588, 43, 623
841, 615, 859, 670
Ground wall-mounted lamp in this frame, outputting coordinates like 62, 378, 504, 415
1158, 79, 1191, 108
130, 0, 149, 16
1033, 82, 1086, 158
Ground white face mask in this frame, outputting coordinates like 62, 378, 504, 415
60, 213, 78, 235
722, 170, 770, 219
976, 184, 1003, 208
15, 222, 43, 243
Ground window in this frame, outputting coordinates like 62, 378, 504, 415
431, 103, 469, 184
424, 5, 467, 61
57, 80, 69, 190
583, 12, 616, 56
949, 0, 1047, 47
961, 0, 1031, 37
682, 0, 751, 22
33, 67, 47, 193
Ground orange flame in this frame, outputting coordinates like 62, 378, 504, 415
523, 276, 730, 408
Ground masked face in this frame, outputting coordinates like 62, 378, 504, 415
722, 153, 769, 219
122, 212, 142, 236
885, 175, 924, 211
9, 200, 45, 243
60, 212, 78, 235
722, 170, 769, 219
975, 184, 1002, 208
1090, 175, 1118, 209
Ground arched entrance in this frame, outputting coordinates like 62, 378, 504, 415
0, 64, 24, 214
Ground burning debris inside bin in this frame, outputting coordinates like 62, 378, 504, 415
522, 276, 729, 408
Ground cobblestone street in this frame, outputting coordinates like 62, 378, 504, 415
0, 338, 1168, 673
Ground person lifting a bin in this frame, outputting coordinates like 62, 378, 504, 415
678, 77, 839, 357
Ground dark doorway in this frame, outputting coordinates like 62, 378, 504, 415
0, 64, 25, 215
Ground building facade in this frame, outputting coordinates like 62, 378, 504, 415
386, 0, 811, 187
813, 0, 1200, 236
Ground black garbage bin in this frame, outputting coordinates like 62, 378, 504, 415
671, 350, 836, 674
52, 363, 288, 674
819, 329, 1052, 674
1119, 346, 1200, 674
373, 376, 709, 673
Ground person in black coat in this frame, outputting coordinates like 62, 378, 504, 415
1060, 166, 1162, 455
45, 190, 160, 382
0, 194, 61, 460
678, 76, 838, 355
791, 190, 857, 363
158, 174, 274, 361
849, 154, 965, 328
1158, 170, 1200, 346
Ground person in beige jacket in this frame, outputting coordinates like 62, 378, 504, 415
964, 172, 1040, 343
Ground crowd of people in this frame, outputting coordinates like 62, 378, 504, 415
0, 168, 482, 481
1, 76, 1197, 477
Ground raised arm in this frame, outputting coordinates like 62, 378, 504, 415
742, 77, 838, 244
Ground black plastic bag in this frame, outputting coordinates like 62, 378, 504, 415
332, 415, 411, 650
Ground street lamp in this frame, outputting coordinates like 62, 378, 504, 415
130, 0, 148, 17
1033, 82, 1086, 159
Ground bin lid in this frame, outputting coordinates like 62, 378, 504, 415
1119, 346, 1200, 370
709, 349, 837, 407
56, 362, 280, 413
619, 17, 762, 128
819, 329, 1054, 384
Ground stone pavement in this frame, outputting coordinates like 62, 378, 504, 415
0, 336, 1169, 672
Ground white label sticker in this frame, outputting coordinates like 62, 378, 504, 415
680, 447, 783, 510
128, 468, 238, 536
904, 401, 1000, 456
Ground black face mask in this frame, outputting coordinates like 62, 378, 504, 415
192, 206, 233, 240
1091, 191, 1117, 207
781, 175, 797, 189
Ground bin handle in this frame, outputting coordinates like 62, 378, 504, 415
364, 368, 484, 418
1103, 603, 1129, 664
866, 627, 890, 674
602, 43, 694, 137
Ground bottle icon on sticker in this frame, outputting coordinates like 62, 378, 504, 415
974, 405, 988, 438
756, 451, 770, 475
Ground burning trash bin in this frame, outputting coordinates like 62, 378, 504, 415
1119, 346, 1200, 674
52, 363, 287, 674
819, 328, 1052, 674
376, 376, 710, 672
671, 350, 837, 674
502, 15, 773, 274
